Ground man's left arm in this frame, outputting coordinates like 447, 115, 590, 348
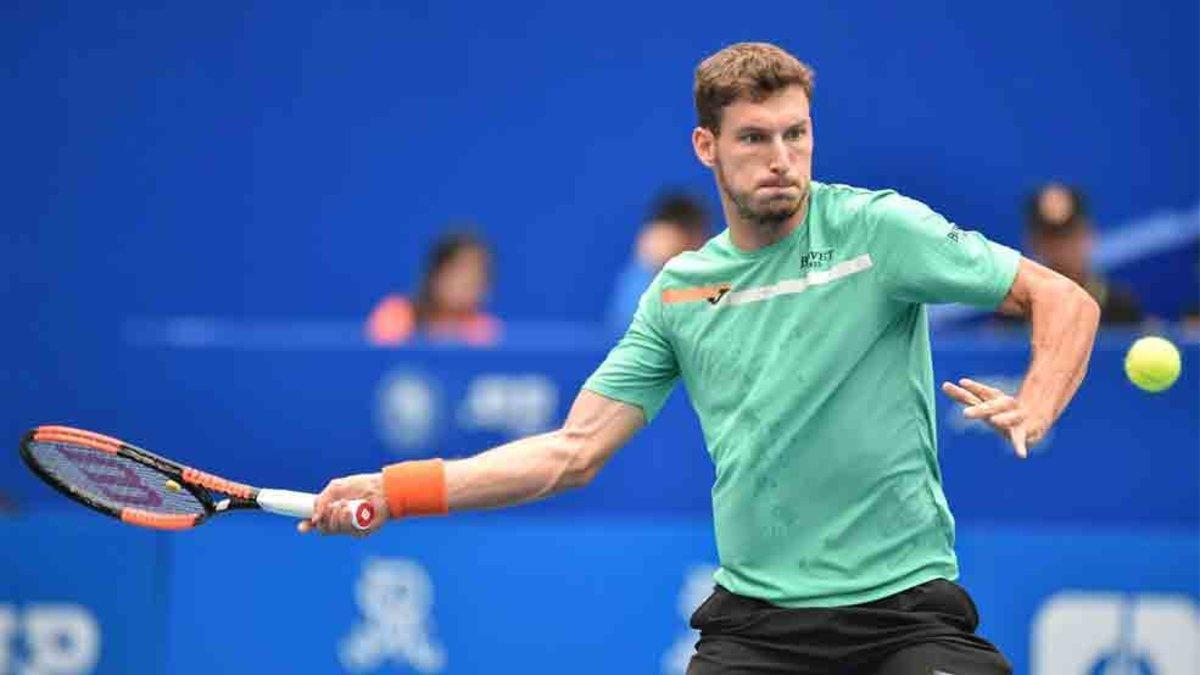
864, 191, 1101, 456
942, 257, 1100, 456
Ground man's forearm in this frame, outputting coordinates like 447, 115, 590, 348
306, 391, 642, 534
438, 391, 643, 512
442, 430, 590, 511
1018, 280, 1100, 432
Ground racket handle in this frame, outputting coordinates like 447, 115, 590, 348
257, 489, 376, 531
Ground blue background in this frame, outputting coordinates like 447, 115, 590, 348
0, 518, 1194, 675
4, 0, 1196, 325
1, 337, 1196, 674
4, 335, 1198, 527
2, 1, 1198, 673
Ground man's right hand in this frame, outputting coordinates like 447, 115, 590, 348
298, 472, 390, 537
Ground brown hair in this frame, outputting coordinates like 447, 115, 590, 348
648, 191, 710, 238
1026, 182, 1089, 236
694, 42, 815, 133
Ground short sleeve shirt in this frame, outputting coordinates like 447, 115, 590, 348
584, 182, 1020, 607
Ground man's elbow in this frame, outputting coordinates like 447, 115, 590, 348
1068, 280, 1101, 330
552, 429, 603, 490
1040, 276, 1100, 328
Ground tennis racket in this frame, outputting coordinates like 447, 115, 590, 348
19, 425, 375, 531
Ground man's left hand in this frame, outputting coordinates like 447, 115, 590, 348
941, 377, 1048, 458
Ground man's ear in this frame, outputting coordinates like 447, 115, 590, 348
692, 126, 716, 168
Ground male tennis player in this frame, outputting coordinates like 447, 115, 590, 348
304, 43, 1099, 673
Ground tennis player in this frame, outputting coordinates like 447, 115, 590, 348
304, 42, 1100, 673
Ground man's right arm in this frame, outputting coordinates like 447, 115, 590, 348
445, 390, 645, 510
302, 390, 645, 535
309, 270, 679, 536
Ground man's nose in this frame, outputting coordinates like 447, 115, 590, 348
768, 137, 789, 172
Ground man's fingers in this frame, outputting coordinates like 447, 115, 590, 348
947, 379, 1035, 457
959, 378, 1004, 400
1009, 426, 1028, 459
990, 409, 1025, 428
316, 504, 343, 535
313, 479, 358, 526
315, 479, 351, 506
941, 382, 983, 406
297, 520, 313, 534
315, 500, 358, 535
963, 395, 1017, 419
943, 378, 1035, 459
305, 474, 386, 537
312, 482, 338, 526
1027, 426, 1046, 446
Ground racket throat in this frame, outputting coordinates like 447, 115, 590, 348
213, 492, 260, 513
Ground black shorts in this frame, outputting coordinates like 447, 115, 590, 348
687, 578, 1012, 675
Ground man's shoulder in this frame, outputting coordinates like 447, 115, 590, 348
814, 180, 885, 200
813, 181, 913, 218
815, 183, 950, 246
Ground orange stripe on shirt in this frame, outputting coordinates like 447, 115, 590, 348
661, 284, 732, 305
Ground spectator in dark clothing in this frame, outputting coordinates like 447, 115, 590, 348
1012, 183, 1142, 325
1182, 261, 1200, 334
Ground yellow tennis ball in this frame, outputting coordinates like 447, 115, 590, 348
165, 479, 182, 493
1124, 336, 1181, 393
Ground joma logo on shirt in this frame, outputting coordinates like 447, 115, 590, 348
799, 249, 833, 271
706, 287, 730, 305
662, 283, 733, 306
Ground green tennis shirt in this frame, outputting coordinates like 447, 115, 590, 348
584, 181, 1020, 608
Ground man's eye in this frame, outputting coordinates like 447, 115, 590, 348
741, 133, 764, 143
785, 127, 807, 140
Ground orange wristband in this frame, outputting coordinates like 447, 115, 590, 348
382, 459, 448, 518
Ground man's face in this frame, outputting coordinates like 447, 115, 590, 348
693, 85, 813, 227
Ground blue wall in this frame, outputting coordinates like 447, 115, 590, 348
5, 335, 1198, 527
4, 1, 1197, 328
1, 516, 1195, 675
3, 4, 1198, 673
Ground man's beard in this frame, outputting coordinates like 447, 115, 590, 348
716, 161, 807, 232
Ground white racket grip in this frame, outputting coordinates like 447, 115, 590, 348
256, 489, 375, 530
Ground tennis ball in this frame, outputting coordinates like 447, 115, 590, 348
1124, 336, 1181, 393
165, 479, 182, 493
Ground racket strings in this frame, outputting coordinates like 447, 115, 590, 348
26, 440, 206, 515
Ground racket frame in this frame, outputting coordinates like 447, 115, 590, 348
22, 425, 269, 530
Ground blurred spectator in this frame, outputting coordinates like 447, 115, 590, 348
1184, 305, 1200, 335
608, 192, 711, 329
1013, 182, 1143, 325
1182, 260, 1200, 335
366, 230, 500, 346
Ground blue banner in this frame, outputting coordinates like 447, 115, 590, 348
0, 517, 166, 675
5, 335, 1195, 528
1, 516, 1195, 674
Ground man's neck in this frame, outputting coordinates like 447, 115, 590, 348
724, 193, 810, 252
